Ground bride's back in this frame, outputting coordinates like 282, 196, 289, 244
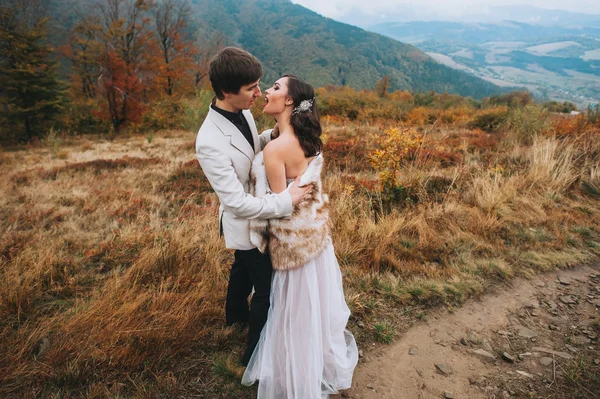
269, 132, 315, 179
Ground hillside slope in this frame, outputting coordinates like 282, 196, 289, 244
189, 0, 509, 98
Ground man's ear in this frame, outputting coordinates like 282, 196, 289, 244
223, 91, 232, 100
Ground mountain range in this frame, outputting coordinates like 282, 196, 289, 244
45, 0, 513, 99
185, 0, 508, 98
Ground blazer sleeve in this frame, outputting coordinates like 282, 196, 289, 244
257, 129, 273, 151
197, 143, 293, 220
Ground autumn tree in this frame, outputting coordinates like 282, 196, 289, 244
150, 0, 196, 97
92, 0, 152, 133
194, 29, 224, 88
66, 17, 101, 99
375, 75, 390, 98
0, 0, 64, 141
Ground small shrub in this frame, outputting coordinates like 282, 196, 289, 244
543, 100, 578, 113
503, 104, 551, 145
369, 128, 422, 192
587, 103, 600, 126
439, 106, 471, 125
141, 90, 214, 133
467, 106, 508, 132
487, 91, 533, 107
405, 106, 432, 125
552, 114, 589, 137
180, 90, 215, 132
324, 138, 370, 173
409, 147, 463, 168
423, 175, 455, 202
142, 98, 187, 131
386, 184, 419, 206
58, 97, 111, 135
373, 320, 395, 344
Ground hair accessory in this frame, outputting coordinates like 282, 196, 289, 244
292, 97, 315, 114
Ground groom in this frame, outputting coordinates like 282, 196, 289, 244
195, 47, 311, 365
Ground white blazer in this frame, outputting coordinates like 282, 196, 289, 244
195, 106, 293, 250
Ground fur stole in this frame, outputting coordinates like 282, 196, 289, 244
249, 151, 329, 271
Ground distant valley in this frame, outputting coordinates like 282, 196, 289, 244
367, 20, 600, 106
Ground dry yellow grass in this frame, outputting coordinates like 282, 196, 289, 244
1, 120, 599, 397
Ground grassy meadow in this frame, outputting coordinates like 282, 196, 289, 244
1, 90, 600, 398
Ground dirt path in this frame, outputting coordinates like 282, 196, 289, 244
345, 263, 600, 399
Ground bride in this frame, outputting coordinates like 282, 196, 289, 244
241, 75, 358, 398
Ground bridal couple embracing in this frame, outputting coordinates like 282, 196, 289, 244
195, 47, 358, 398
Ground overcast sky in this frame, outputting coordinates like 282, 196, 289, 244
290, 0, 600, 20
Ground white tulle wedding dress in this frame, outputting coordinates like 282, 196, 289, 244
241, 236, 358, 398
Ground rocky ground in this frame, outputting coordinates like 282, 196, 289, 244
345, 263, 600, 399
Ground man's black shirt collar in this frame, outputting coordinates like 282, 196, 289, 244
210, 101, 255, 150
211, 102, 244, 123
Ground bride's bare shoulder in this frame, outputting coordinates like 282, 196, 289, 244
264, 135, 302, 157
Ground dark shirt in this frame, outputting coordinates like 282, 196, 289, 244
211, 102, 255, 150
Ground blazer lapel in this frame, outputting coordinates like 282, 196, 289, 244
208, 107, 254, 160
243, 110, 260, 155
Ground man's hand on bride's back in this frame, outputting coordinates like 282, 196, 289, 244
289, 176, 312, 206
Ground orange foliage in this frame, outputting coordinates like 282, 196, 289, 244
552, 114, 591, 137
439, 106, 473, 126
338, 174, 378, 193
96, 48, 149, 130
370, 128, 422, 190
147, 35, 196, 98
146, 0, 197, 98
324, 138, 371, 173
405, 106, 432, 125
443, 129, 498, 152
389, 90, 414, 103
409, 146, 463, 168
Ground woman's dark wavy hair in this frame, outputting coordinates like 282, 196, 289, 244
283, 74, 322, 157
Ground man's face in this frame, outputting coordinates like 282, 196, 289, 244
223, 79, 262, 111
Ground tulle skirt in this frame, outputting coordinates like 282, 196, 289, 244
242, 239, 358, 398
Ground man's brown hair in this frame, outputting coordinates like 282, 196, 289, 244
209, 47, 263, 100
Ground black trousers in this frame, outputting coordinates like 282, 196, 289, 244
226, 248, 273, 366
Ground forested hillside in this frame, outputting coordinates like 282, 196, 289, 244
187, 0, 508, 98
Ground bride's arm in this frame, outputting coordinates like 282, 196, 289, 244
263, 141, 287, 194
